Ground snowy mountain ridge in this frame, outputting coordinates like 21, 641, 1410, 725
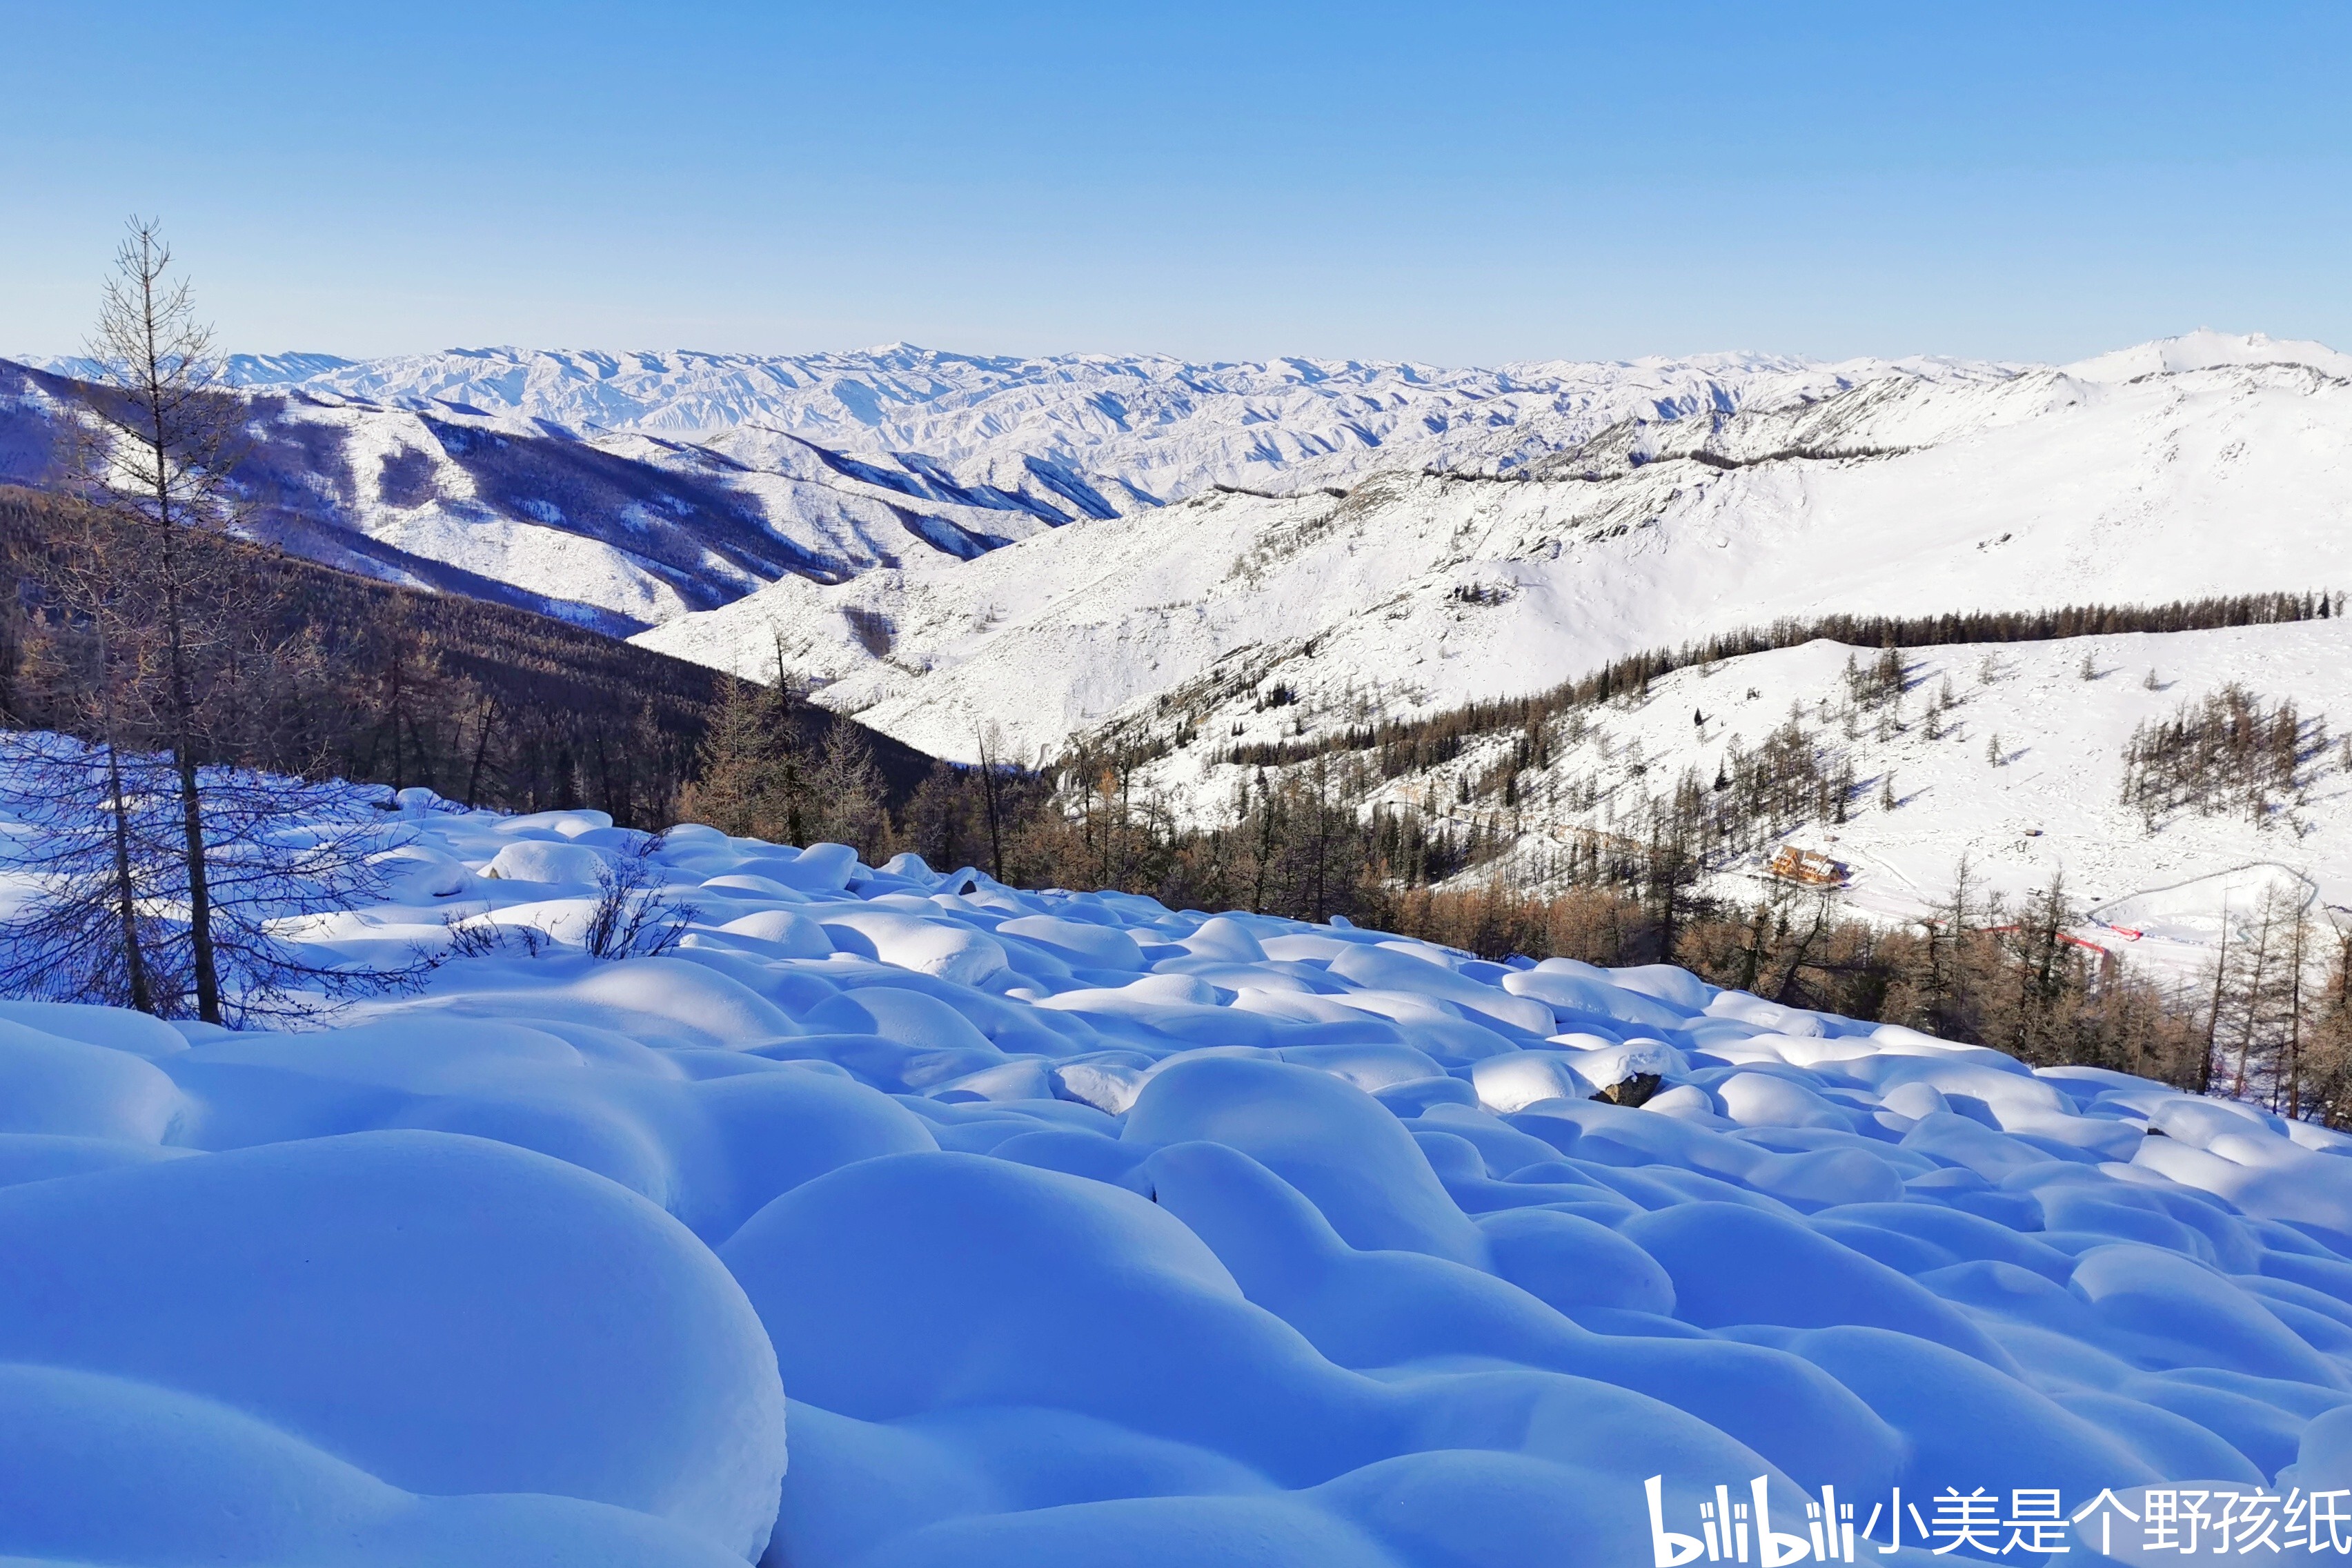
3, 341, 2028, 634
2065, 328, 2352, 385
25, 339, 2012, 502
638, 335, 2352, 759
17, 329, 2350, 942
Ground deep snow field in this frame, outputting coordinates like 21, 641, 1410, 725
11, 786, 2352, 1565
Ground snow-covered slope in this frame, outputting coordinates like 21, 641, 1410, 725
2066, 328, 2352, 385
7, 345, 1988, 631
1145, 619, 2352, 968
632, 335, 2352, 760
9, 764, 2352, 1565
625, 331, 2352, 949
16, 333, 2329, 642
0, 360, 1095, 631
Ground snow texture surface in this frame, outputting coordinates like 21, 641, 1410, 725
6, 781, 2352, 1564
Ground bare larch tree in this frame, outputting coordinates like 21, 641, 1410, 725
69, 217, 250, 1020
0, 219, 424, 1025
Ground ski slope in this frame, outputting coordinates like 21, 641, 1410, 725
7, 763, 2352, 1565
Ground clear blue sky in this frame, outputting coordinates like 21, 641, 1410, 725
3, 1, 2347, 366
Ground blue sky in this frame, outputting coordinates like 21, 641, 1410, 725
3, 1, 2347, 364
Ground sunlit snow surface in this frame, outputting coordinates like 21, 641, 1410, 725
7, 793, 2352, 1567
635, 334, 2352, 766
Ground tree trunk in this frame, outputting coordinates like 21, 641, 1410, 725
465, 691, 502, 808
99, 712, 155, 1013
2233, 906, 2274, 1101
2202, 909, 2230, 1096
133, 277, 225, 1023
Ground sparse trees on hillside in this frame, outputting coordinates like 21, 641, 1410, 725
2299, 919, 2352, 1127
1639, 771, 1706, 960
1893, 856, 1979, 1042
680, 669, 805, 844
675, 651, 898, 866
0, 222, 425, 1022
1215, 594, 2327, 778
2121, 683, 2314, 830
1, 482, 732, 826
900, 761, 987, 875
2192, 881, 2334, 1117
651, 675, 2259, 1094
1999, 874, 2091, 1065
1847, 646, 1906, 711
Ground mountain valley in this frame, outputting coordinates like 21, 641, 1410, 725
10, 329, 2349, 956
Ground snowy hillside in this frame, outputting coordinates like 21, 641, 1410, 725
0, 359, 1090, 631
1134, 619, 2352, 974
620, 331, 2352, 957
5, 346, 1978, 631
635, 332, 2352, 762
12, 332, 2331, 641
10, 764, 2352, 1565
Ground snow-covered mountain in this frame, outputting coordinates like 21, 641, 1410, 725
1248, 619, 2352, 969
16, 328, 2350, 942
638, 332, 2351, 755
0, 360, 1096, 632
210, 342, 2008, 497
5, 345, 1973, 631
633, 331, 2352, 944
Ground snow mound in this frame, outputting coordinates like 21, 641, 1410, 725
0, 1129, 786, 1558
6, 784, 2352, 1563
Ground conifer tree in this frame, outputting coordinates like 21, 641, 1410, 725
682, 675, 798, 839
809, 722, 888, 859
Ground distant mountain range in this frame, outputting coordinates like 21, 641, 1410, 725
632, 330, 2352, 756
1, 344, 1983, 633
33, 340, 1998, 488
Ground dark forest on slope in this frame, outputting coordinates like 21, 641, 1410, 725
0, 486, 933, 826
